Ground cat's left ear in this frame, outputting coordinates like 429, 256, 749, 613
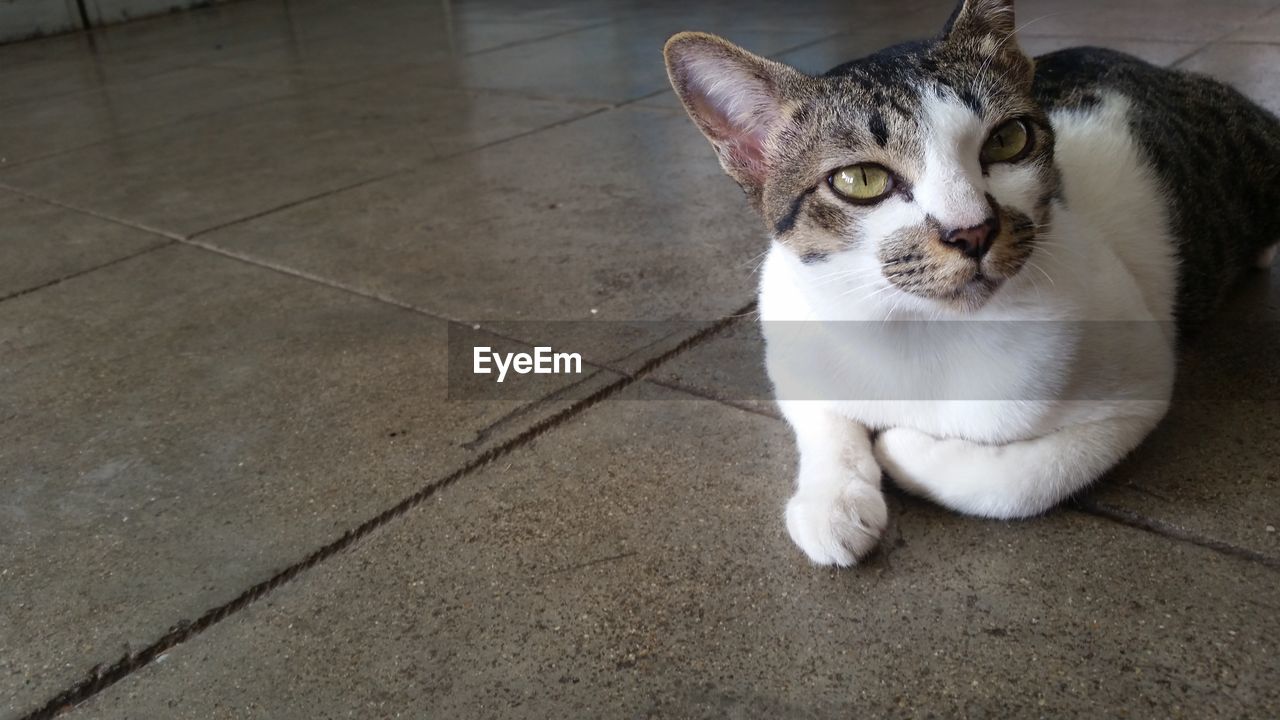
663, 32, 806, 200
943, 0, 1033, 84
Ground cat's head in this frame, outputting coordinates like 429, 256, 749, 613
664, 0, 1058, 313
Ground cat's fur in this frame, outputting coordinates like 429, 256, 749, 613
664, 0, 1280, 565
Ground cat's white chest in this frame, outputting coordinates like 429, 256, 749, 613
758, 257, 1079, 441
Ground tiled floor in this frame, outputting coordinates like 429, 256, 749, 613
1, 1, 1278, 718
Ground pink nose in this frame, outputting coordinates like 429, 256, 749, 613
940, 217, 998, 260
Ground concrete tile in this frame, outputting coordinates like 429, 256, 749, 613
0, 190, 168, 300
441, 0, 644, 26
1226, 7, 1280, 42
420, 24, 830, 103
204, 18, 595, 85
0, 244, 601, 716
433, 20, 601, 53
1000, 0, 1272, 42
192, 107, 766, 361
628, 0, 941, 34
0, 76, 603, 236
0, 65, 309, 167
69, 391, 1280, 719
1177, 42, 1280, 115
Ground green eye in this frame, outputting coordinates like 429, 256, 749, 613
981, 119, 1031, 163
830, 163, 894, 203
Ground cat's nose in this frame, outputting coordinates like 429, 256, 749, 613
940, 217, 998, 260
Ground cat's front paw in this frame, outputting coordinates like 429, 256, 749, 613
785, 484, 887, 567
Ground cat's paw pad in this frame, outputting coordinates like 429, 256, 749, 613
785, 486, 887, 567
874, 427, 938, 498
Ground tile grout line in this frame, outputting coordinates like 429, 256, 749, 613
464, 18, 618, 57
642, 375, 781, 422
0, 239, 175, 304
17, 300, 754, 720
174, 236, 582, 356
457, 367, 621, 451
1074, 501, 1280, 571
0, 183, 186, 241
1169, 37, 1223, 68
185, 103, 614, 240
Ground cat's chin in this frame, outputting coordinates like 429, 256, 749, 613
890, 273, 1004, 315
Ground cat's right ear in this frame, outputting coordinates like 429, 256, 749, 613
663, 32, 804, 198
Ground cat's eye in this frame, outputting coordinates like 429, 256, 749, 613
981, 119, 1031, 164
830, 163, 894, 203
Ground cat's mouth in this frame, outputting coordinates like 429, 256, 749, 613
945, 271, 1003, 309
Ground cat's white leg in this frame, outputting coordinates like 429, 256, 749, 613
779, 400, 887, 566
874, 405, 1167, 519
1258, 243, 1278, 269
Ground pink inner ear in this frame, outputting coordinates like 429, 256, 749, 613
706, 111, 769, 181
676, 50, 781, 185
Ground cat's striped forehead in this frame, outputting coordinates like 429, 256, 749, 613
785, 37, 1037, 159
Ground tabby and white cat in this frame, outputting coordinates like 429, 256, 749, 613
664, 0, 1280, 565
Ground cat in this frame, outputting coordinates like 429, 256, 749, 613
663, 0, 1280, 566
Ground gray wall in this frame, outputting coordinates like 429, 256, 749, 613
0, 0, 224, 44
0, 0, 82, 42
